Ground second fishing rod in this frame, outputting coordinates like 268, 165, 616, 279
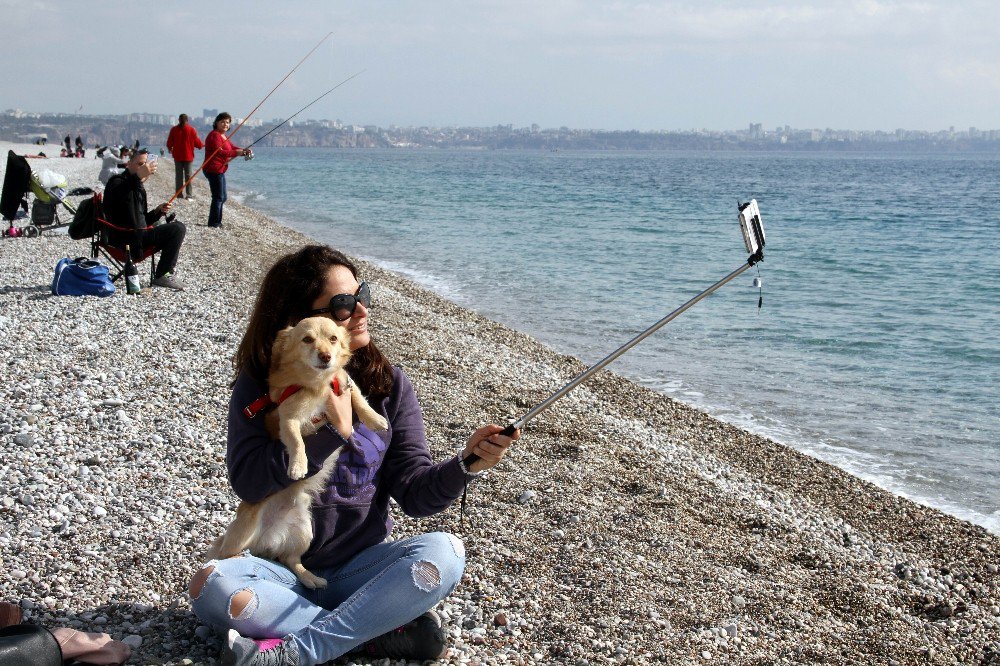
241, 70, 366, 157
167, 33, 334, 205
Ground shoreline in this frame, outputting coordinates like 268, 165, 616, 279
224, 148, 999, 536
1, 142, 998, 664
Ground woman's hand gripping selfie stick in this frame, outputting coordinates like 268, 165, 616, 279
462, 199, 767, 468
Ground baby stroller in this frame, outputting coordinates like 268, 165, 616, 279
1, 150, 93, 238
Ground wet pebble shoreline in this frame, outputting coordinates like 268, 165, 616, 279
1, 146, 998, 665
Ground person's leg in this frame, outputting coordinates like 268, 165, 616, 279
205, 172, 223, 227
217, 172, 228, 226
188, 555, 322, 646
283, 531, 465, 665
174, 160, 184, 195
182, 161, 194, 197
141, 222, 186, 277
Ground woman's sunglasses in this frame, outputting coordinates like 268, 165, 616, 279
308, 282, 371, 321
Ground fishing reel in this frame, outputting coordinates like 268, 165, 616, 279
243, 149, 255, 162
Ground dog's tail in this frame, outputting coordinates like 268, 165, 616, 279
296, 446, 345, 497
206, 502, 262, 559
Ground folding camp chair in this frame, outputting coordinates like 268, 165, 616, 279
90, 214, 158, 283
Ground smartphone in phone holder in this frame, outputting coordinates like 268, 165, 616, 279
738, 199, 765, 264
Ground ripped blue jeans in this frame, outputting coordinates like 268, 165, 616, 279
188, 532, 465, 665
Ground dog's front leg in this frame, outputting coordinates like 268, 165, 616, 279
284, 555, 328, 589
278, 411, 310, 480
344, 372, 389, 432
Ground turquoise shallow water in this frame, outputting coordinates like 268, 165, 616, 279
223, 148, 1000, 532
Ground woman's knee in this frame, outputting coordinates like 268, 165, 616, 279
409, 532, 465, 595
188, 559, 258, 624
188, 564, 215, 600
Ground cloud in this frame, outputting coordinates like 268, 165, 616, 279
1, 0, 998, 128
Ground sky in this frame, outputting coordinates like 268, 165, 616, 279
1, 0, 998, 132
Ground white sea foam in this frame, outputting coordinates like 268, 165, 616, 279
633, 371, 999, 534
230, 188, 266, 205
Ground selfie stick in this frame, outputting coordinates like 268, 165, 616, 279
462, 199, 766, 468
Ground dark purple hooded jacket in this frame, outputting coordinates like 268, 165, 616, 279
227, 366, 469, 569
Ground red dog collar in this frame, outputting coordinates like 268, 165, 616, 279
242, 377, 342, 419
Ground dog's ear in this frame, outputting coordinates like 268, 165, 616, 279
335, 335, 351, 364
334, 325, 351, 357
270, 326, 293, 370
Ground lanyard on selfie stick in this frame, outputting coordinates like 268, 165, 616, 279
167, 32, 334, 205
461, 199, 767, 469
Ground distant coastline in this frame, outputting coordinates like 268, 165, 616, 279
3, 109, 1000, 153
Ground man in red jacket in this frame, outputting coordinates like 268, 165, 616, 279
165, 114, 204, 200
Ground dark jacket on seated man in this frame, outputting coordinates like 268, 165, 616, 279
103, 169, 186, 283
104, 169, 164, 245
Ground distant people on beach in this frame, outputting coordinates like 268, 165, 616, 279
75, 136, 84, 158
203, 112, 251, 228
102, 149, 187, 291
166, 114, 204, 200
63, 135, 71, 154
187, 245, 518, 665
97, 146, 129, 185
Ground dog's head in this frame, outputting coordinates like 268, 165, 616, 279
271, 317, 351, 384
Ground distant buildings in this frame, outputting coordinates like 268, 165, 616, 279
2, 108, 1000, 151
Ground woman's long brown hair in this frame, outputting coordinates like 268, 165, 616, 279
233, 245, 394, 400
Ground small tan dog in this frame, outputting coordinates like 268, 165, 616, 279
209, 317, 388, 588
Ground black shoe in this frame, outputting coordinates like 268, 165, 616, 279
357, 611, 447, 659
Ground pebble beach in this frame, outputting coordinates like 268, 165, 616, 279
1, 142, 998, 665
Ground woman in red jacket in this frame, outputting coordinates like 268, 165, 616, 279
166, 114, 204, 200
203, 112, 251, 228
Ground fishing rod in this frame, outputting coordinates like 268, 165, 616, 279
167, 32, 334, 204
462, 199, 767, 468
244, 70, 366, 152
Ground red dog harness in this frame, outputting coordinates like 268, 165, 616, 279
243, 377, 343, 419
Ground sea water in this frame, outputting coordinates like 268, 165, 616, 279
224, 148, 1000, 533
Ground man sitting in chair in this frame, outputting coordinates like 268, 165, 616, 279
103, 149, 187, 291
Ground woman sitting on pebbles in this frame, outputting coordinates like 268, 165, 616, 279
187, 245, 518, 666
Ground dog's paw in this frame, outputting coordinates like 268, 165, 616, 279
365, 414, 389, 432
287, 457, 309, 480
299, 573, 328, 589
